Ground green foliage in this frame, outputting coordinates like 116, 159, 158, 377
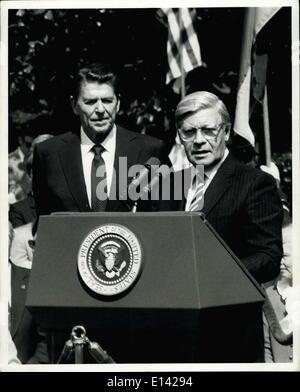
9, 9, 110, 119
9, 8, 169, 135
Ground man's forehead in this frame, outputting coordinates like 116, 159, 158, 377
181, 107, 221, 127
79, 80, 116, 96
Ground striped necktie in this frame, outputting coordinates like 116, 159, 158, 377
188, 173, 206, 212
91, 144, 107, 212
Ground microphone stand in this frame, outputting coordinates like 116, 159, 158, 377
57, 325, 115, 364
131, 201, 138, 213
125, 173, 163, 213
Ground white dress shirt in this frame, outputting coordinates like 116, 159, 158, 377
10, 223, 34, 271
185, 148, 229, 211
80, 126, 116, 207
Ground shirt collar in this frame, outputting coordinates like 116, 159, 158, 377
80, 125, 117, 153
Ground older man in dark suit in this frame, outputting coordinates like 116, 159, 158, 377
32, 63, 166, 217
159, 91, 283, 284
156, 91, 284, 362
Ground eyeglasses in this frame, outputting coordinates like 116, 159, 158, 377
178, 125, 224, 142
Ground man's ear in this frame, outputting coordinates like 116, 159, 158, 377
116, 94, 121, 113
70, 96, 78, 115
225, 129, 231, 142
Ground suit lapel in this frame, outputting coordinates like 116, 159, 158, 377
58, 133, 91, 212
11, 264, 30, 337
202, 153, 236, 216
106, 126, 139, 211
180, 167, 191, 211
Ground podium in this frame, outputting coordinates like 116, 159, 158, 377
26, 212, 265, 363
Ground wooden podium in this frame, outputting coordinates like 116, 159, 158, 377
26, 212, 265, 363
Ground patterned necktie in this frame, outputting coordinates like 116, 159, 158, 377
188, 173, 206, 212
91, 144, 107, 212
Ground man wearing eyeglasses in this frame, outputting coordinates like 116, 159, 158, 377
161, 91, 283, 285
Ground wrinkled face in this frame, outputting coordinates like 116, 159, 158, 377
178, 107, 229, 169
72, 81, 120, 141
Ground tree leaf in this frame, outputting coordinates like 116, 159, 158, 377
16, 10, 25, 17
44, 10, 53, 20
24, 65, 33, 74
28, 81, 35, 91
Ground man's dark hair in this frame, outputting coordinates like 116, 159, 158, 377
71, 63, 119, 102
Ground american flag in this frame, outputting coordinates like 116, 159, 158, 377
157, 8, 202, 92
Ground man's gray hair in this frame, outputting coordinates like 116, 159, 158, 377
175, 91, 232, 132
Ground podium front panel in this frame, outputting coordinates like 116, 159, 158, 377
26, 212, 265, 362
27, 212, 263, 329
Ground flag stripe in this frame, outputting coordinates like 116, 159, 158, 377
178, 9, 201, 67
159, 8, 202, 171
167, 33, 181, 80
160, 8, 202, 86
254, 8, 280, 35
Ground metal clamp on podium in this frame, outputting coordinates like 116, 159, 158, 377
57, 325, 115, 364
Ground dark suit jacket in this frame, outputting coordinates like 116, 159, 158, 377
32, 126, 166, 216
158, 153, 283, 284
10, 263, 49, 364
9, 193, 36, 228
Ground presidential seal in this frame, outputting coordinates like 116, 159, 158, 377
78, 224, 142, 296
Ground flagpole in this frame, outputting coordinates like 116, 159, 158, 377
237, 9, 255, 93
179, 8, 186, 98
263, 85, 271, 167
233, 8, 256, 146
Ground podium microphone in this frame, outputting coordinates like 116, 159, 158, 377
127, 157, 161, 193
122, 157, 161, 212
141, 170, 165, 195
